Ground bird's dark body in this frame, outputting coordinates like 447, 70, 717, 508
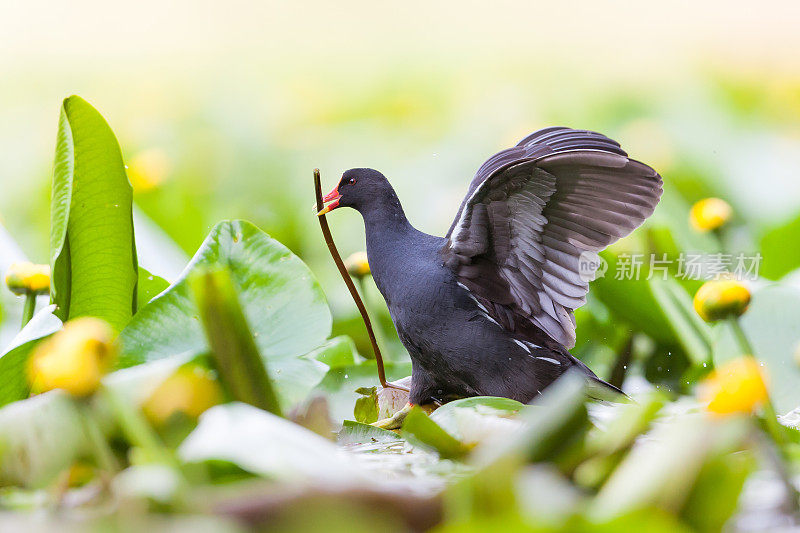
360, 178, 603, 405
323, 127, 662, 405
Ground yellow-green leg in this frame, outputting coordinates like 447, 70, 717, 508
371, 402, 437, 430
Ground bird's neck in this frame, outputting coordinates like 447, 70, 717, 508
361, 196, 415, 256
361, 191, 410, 232
361, 196, 430, 301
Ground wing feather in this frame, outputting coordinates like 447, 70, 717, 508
443, 127, 662, 347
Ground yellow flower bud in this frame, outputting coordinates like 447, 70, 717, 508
5, 262, 51, 296
698, 357, 768, 416
345, 251, 371, 279
27, 317, 117, 397
689, 197, 732, 232
693, 279, 751, 322
126, 148, 170, 193
142, 365, 222, 425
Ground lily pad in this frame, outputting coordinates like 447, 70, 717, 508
137, 267, 169, 310
430, 397, 526, 446
338, 420, 403, 445
119, 220, 333, 407
179, 402, 362, 482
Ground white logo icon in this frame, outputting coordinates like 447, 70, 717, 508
577, 252, 608, 282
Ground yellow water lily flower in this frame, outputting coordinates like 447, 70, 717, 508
142, 365, 222, 425
699, 356, 768, 416
5, 262, 50, 296
693, 279, 751, 322
27, 317, 117, 397
345, 251, 371, 279
689, 197, 732, 232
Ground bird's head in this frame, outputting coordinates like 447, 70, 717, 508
317, 168, 395, 216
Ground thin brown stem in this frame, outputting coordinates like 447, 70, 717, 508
313, 169, 408, 392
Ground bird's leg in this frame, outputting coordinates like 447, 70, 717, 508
382, 382, 410, 392
370, 402, 437, 430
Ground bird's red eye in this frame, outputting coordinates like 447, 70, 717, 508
348, 178, 356, 185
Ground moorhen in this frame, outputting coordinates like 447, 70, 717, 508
318, 127, 662, 408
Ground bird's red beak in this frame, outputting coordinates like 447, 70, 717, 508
317, 186, 342, 216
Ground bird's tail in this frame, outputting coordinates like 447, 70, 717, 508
560, 348, 628, 402
586, 375, 628, 402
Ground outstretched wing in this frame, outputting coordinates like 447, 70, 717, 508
443, 127, 662, 348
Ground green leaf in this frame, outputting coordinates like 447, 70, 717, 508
760, 213, 800, 280
190, 269, 281, 416
314, 360, 412, 424
136, 266, 168, 310
179, 402, 360, 482
473, 371, 589, 471
338, 420, 402, 445
443, 377, 588, 526
592, 252, 676, 346
0, 305, 62, 407
102, 351, 194, 406
713, 284, 800, 413
50, 96, 138, 332
649, 277, 713, 365
592, 253, 712, 372
306, 335, 360, 369
575, 393, 667, 489
433, 396, 525, 417
680, 449, 755, 533
430, 397, 525, 446
0, 351, 201, 488
401, 406, 469, 459
0, 391, 89, 488
119, 220, 331, 408
353, 386, 379, 423
586, 393, 666, 456
590, 415, 750, 521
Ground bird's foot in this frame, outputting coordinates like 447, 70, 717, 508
370, 402, 437, 430
371, 403, 413, 430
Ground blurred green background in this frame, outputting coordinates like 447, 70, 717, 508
2, 0, 800, 381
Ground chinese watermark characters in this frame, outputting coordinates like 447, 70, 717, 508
578, 252, 762, 282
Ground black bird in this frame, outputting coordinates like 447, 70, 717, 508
318, 127, 662, 407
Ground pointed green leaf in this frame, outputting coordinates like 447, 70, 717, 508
649, 277, 713, 364
49, 96, 137, 331
401, 406, 470, 459
473, 371, 589, 470
191, 269, 281, 416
